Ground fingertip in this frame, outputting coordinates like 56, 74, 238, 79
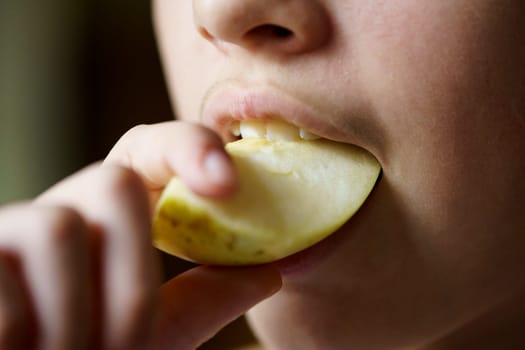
180, 147, 239, 199
203, 149, 235, 184
203, 148, 239, 194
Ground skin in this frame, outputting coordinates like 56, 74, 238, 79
0, 136, 280, 349
0, 0, 523, 349
153, 0, 525, 349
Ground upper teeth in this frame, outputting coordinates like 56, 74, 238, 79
231, 121, 321, 141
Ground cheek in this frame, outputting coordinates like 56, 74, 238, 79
357, 2, 479, 121
355, 1, 520, 187
154, 0, 218, 122
354, 0, 525, 289
357, 1, 524, 142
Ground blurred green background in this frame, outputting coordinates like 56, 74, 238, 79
0, 0, 171, 203
0, 1, 256, 349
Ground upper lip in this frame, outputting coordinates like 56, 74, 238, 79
200, 81, 348, 142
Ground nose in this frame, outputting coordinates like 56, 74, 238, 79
193, 0, 331, 55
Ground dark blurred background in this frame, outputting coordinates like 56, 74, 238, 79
0, 1, 256, 349
1, 0, 171, 203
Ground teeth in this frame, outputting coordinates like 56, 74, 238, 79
230, 121, 241, 137
240, 120, 266, 139
234, 120, 322, 141
299, 128, 321, 140
266, 121, 300, 141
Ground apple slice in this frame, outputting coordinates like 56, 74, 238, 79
152, 138, 381, 265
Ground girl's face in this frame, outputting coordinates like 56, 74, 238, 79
154, 0, 525, 348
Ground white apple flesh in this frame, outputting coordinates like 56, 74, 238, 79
152, 137, 381, 265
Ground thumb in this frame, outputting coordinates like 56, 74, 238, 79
152, 264, 282, 350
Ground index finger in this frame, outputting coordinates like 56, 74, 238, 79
104, 121, 238, 206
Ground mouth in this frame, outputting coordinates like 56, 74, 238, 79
200, 81, 350, 144
198, 81, 382, 273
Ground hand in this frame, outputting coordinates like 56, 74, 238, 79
106, 121, 282, 349
0, 163, 156, 350
0, 121, 281, 350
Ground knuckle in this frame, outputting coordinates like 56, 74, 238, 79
106, 124, 149, 165
98, 165, 147, 203
0, 204, 87, 249
118, 124, 149, 147
33, 206, 86, 246
0, 202, 89, 253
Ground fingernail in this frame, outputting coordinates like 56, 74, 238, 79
203, 149, 235, 186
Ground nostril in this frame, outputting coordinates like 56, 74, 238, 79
198, 24, 293, 47
245, 24, 294, 41
193, 0, 331, 54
